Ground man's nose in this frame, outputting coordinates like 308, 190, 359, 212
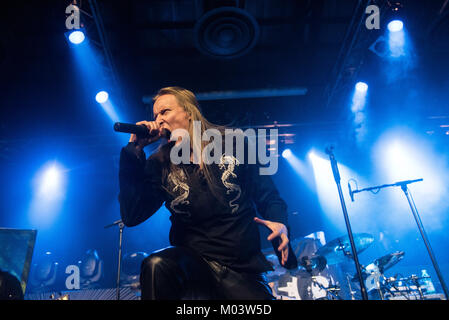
155, 114, 163, 126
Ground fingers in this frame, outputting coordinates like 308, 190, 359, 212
254, 218, 278, 241
254, 217, 289, 243
253, 217, 267, 226
276, 234, 289, 266
130, 121, 161, 147
136, 121, 160, 136
281, 245, 289, 266
254, 217, 276, 240
254, 217, 290, 265
267, 232, 278, 242
277, 233, 289, 251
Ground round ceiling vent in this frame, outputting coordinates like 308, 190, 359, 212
194, 7, 260, 59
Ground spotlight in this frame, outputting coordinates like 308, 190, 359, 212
67, 30, 85, 45
95, 91, 109, 103
387, 20, 403, 33
282, 148, 292, 159
307, 150, 317, 161
355, 82, 368, 93
29, 251, 59, 292
29, 161, 67, 228
39, 165, 62, 196
78, 249, 103, 289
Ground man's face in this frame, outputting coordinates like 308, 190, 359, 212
153, 94, 191, 134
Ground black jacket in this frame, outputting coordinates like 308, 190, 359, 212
119, 141, 297, 273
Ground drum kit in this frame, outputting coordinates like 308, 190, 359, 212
264, 233, 436, 300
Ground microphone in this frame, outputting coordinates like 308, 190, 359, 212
348, 182, 354, 202
113, 122, 171, 139
114, 122, 153, 137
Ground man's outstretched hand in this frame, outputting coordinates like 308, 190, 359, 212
254, 217, 289, 266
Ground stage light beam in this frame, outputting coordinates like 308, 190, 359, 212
355, 82, 368, 93
39, 165, 62, 197
282, 149, 315, 191
95, 90, 121, 123
372, 128, 449, 233
351, 82, 368, 144
95, 91, 109, 104
307, 149, 376, 233
386, 19, 407, 59
68, 30, 85, 45
282, 148, 292, 159
387, 20, 403, 33
29, 162, 67, 229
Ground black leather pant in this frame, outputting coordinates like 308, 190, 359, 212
140, 246, 275, 300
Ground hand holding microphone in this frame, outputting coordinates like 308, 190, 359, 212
114, 121, 166, 151
130, 121, 163, 149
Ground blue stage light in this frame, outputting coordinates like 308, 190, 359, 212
95, 91, 109, 103
39, 165, 62, 196
282, 148, 292, 159
371, 128, 449, 234
387, 20, 403, 33
388, 24, 406, 58
68, 30, 85, 45
29, 162, 67, 228
307, 149, 371, 233
355, 82, 368, 93
282, 150, 315, 190
352, 82, 368, 144
352, 82, 368, 113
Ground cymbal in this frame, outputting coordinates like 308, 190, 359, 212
316, 233, 374, 265
351, 251, 405, 282
262, 236, 322, 257
374, 251, 404, 273
351, 262, 379, 282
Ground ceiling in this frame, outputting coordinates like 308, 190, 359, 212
1, 0, 448, 152
97, 0, 359, 124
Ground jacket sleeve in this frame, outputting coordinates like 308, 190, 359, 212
249, 162, 288, 225
118, 142, 165, 227
249, 162, 298, 269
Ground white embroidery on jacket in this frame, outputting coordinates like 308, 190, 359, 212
219, 155, 242, 213
167, 169, 190, 217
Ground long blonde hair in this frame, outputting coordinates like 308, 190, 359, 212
152, 86, 227, 203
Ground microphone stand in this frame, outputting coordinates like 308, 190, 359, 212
351, 179, 449, 300
325, 146, 369, 300
105, 219, 125, 300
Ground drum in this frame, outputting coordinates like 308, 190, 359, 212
363, 263, 381, 292
272, 270, 336, 300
